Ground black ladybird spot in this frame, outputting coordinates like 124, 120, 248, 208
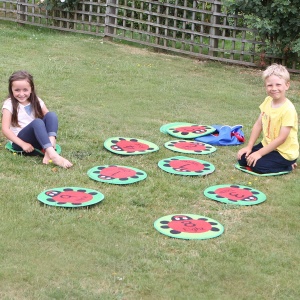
64, 188, 74, 191
207, 191, 216, 194
198, 218, 208, 221
89, 192, 98, 195
119, 178, 129, 181
160, 221, 169, 224
71, 203, 82, 206
161, 225, 170, 229
181, 132, 188, 135
163, 164, 171, 167
252, 191, 260, 194
209, 222, 218, 225
77, 189, 87, 193
46, 198, 55, 202
136, 172, 144, 175
111, 140, 119, 143
230, 185, 240, 188
211, 227, 220, 231
170, 230, 181, 234
130, 139, 138, 142
119, 138, 126, 141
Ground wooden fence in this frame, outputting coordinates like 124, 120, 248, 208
0, 0, 299, 72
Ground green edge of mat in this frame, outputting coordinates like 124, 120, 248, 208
5, 142, 62, 155
235, 163, 290, 176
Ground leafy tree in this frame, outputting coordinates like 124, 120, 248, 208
224, 0, 300, 61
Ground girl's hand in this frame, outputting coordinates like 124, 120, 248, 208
22, 142, 34, 153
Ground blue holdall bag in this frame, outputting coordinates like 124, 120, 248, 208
195, 125, 245, 146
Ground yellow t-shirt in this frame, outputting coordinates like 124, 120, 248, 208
260, 96, 299, 160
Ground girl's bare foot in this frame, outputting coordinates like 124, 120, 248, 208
51, 154, 73, 169
44, 147, 73, 169
43, 152, 51, 164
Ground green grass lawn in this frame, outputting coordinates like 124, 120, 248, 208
0, 21, 300, 300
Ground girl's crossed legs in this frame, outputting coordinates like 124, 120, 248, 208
12, 112, 72, 168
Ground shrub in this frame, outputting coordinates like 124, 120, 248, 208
224, 0, 300, 61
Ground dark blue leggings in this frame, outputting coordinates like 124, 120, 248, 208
12, 112, 58, 153
238, 143, 296, 173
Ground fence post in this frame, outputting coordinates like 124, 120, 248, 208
104, 0, 117, 41
209, 1, 221, 57
17, 0, 26, 25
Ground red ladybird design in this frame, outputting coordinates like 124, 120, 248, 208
111, 138, 153, 153
160, 215, 220, 234
94, 165, 144, 181
164, 158, 210, 173
169, 125, 211, 136
208, 185, 259, 202
167, 140, 209, 152
45, 188, 98, 205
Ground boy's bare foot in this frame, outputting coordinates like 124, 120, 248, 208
292, 162, 297, 170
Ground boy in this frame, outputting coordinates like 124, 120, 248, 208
237, 64, 299, 173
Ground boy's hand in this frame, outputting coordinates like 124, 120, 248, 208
246, 151, 262, 167
237, 146, 251, 160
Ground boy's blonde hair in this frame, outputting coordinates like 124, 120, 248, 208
262, 63, 290, 83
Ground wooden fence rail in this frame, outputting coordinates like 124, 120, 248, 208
0, 0, 299, 72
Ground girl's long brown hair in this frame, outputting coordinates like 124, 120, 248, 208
8, 71, 44, 127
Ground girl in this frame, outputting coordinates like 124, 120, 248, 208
2, 70, 73, 169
